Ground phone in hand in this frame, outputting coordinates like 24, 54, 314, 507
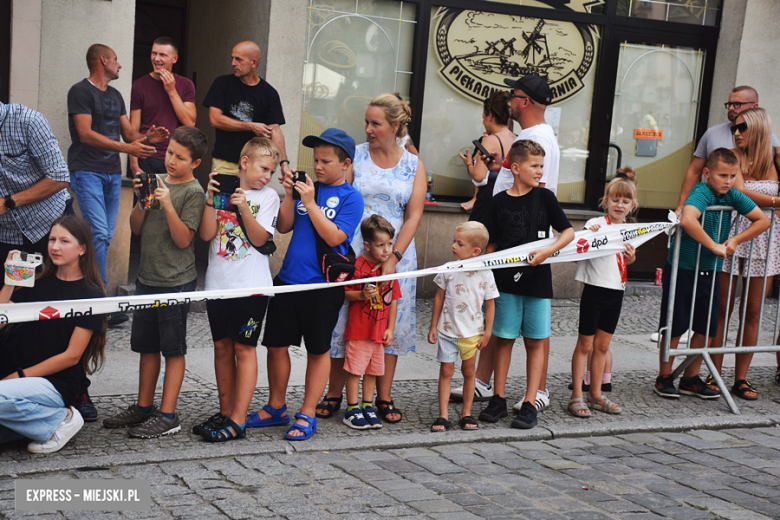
292, 170, 306, 200
213, 174, 240, 211
472, 139, 493, 163
136, 173, 161, 210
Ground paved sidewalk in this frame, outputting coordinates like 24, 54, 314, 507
2, 295, 780, 478
4, 426, 780, 519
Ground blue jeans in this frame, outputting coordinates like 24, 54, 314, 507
0, 377, 66, 444
70, 171, 122, 285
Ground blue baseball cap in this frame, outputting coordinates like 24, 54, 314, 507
302, 128, 355, 161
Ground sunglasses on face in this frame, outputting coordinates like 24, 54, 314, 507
509, 92, 533, 104
730, 122, 748, 135
724, 101, 756, 109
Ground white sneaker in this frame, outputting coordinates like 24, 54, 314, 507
514, 390, 550, 413
28, 407, 84, 454
650, 330, 689, 344
450, 378, 494, 401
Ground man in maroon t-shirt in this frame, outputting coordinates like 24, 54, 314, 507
129, 36, 196, 176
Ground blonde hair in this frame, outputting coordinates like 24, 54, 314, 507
456, 221, 489, 252
369, 93, 412, 138
240, 137, 280, 167
736, 107, 774, 181
599, 166, 638, 217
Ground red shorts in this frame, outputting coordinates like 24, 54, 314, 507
344, 340, 385, 376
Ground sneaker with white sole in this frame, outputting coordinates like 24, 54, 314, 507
28, 407, 84, 454
128, 411, 181, 438
650, 330, 689, 343
343, 408, 371, 430
451, 378, 494, 402
515, 390, 550, 413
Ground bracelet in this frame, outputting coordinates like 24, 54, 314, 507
205, 201, 214, 207
393, 250, 403, 262
279, 159, 290, 166
17, 369, 25, 378
773, 196, 776, 208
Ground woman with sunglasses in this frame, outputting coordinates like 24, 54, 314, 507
709, 107, 780, 399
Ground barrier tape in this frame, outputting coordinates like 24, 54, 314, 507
0, 221, 673, 325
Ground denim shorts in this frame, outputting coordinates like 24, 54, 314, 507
130, 279, 197, 358
492, 293, 551, 340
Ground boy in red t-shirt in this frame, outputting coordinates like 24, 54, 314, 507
342, 215, 402, 430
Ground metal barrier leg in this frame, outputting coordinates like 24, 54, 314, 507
671, 353, 699, 380
701, 351, 740, 414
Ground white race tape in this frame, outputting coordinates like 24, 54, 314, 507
0, 222, 672, 325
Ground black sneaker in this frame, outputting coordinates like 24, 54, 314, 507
679, 376, 720, 400
478, 395, 507, 423
192, 413, 228, 436
654, 375, 679, 399
107, 312, 129, 327
511, 401, 538, 429
74, 392, 98, 422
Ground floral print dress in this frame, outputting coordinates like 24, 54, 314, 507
330, 142, 419, 357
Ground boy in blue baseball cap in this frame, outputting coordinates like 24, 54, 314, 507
249, 128, 364, 441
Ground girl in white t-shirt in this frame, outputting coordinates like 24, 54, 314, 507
568, 169, 638, 418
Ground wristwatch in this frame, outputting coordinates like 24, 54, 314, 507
393, 250, 403, 262
4, 195, 16, 211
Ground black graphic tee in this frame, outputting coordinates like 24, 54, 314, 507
0, 276, 104, 406
67, 79, 127, 173
202, 75, 286, 163
482, 188, 571, 297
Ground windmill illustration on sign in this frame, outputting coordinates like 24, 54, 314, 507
460, 20, 554, 79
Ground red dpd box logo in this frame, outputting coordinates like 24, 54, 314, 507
39, 306, 60, 320
576, 238, 589, 254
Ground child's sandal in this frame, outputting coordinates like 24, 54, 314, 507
566, 397, 591, 418
459, 416, 479, 430
430, 417, 451, 432
200, 418, 246, 442
587, 394, 621, 414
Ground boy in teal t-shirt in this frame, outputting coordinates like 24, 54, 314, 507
655, 148, 769, 399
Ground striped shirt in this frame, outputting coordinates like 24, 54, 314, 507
669, 182, 756, 271
0, 103, 69, 244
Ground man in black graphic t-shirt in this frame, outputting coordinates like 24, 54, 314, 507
203, 41, 291, 177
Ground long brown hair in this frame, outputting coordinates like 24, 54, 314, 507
483, 91, 512, 128
40, 215, 107, 374
736, 107, 774, 181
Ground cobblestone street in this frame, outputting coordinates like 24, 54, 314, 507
2, 294, 780, 519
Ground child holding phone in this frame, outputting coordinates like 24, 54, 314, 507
341, 215, 401, 430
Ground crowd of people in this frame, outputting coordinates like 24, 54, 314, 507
0, 36, 778, 453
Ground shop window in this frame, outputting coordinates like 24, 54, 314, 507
608, 42, 706, 209
419, 7, 600, 203
300, 1, 417, 171
617, 0, 720, 26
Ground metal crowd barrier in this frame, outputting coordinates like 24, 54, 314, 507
659, 205, 780, 414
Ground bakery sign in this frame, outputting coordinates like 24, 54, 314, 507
434, 7, 600, 105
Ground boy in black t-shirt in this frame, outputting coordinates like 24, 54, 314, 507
481, 140, 574, 430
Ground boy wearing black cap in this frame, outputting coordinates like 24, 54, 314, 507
255, 128, 364, 441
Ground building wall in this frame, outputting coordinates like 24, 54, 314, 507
186, 0, 272, 185
9, 0, 41, 108
735, 1, 780, 121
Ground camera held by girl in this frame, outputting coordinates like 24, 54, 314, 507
568, 167, 638, 418
0, 215, 107, 453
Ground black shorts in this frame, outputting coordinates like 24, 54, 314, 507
130, 279, 196, 358
261, 277, 345, 355
578, 284, 624, 336
658, 262, 719, 338
207, 295, 269, 347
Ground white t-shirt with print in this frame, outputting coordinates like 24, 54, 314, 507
574, 216, 627, 291
434, 270, 499, 338
493, 123, 560, 196
205, 186, 280, 291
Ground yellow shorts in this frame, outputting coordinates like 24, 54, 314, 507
212, 157, 239, 176
437, 334, 480, 363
